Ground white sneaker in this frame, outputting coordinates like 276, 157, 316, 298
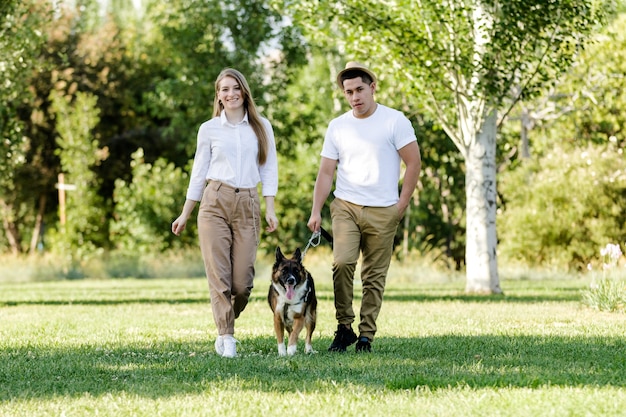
214, 336, 224, 355
222, 335, 237, 358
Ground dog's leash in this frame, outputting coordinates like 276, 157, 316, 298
301, 227, 333, 259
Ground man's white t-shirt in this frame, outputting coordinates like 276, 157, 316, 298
321, 104, 417, 207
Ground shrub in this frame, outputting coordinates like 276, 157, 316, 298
498, 143, 626, 270
581, 243, 626, 312
110, 149, 195, 254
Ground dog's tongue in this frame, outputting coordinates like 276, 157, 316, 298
286, 284, 295, 300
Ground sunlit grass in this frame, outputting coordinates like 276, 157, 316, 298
2, 274, 626, 416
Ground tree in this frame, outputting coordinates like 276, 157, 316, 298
139, 0, 288, 156
410, 117, 467, 269
262, 53, 335, 252
0, 0, 301, 262
111, 148, 193, 255
524, 10, 626, 152
0, 0, 51, 254
279, 0, 609, 293
495, 10, 626, 270
46, 91, 106, 275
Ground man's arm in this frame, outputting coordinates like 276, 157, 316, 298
397, 141, 421, 217
307, 157, 337, 232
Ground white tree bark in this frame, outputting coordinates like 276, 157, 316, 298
464, 110, 502, 294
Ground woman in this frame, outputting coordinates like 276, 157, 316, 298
172, 68, 278, 358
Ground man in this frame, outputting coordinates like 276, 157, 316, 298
307, 61, 421, 353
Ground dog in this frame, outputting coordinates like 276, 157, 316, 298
268, 247, 317, 356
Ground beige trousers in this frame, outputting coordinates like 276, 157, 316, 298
330, 198, 400, 341
197, 181, 260, 336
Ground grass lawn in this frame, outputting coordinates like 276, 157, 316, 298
1, 265, 625, 416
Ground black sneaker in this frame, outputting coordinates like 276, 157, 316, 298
355, 336, 372, 353
328, 324, 358, 352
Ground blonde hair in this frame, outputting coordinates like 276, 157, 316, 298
213, 68, 269, 165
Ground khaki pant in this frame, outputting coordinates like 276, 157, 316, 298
330, 198, 400, 341
198, 181, 260, 336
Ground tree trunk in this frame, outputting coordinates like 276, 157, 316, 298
0, 199, 22, 255
29, 193, 47, 254
464, 110, 502, 294
520, 107, 531, 159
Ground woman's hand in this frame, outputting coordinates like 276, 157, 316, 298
264, 196, 278, 232
172, 215, 187, 236
265, 212, 278, 232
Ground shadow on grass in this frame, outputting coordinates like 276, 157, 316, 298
1, 334, 624, 400
0, 298, 210, 307
0, 285, 585, 307
382, 287, 585, 303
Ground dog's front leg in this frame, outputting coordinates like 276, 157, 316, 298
273, 312, 287, 356
287, 317, 305, 356
305, 310, 317, 354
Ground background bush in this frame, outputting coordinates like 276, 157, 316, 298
111, 149, 195, 254
497, 142, 626, 270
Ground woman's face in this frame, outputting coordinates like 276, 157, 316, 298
218, 76, 244, 112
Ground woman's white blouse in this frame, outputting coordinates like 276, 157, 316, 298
185, 112, 278, 201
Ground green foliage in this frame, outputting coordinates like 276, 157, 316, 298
0, 0, 52, 254
0, 0, 49, 194
524, 12, 626, 154
260, 52, 337, 254
1, 0, 622, 279
408, 119, 466, 269
264, 52, 331, 158
482, 0, 609, 103
46, 91, 107, 274
141, 0, 285, 156
262, 142, 325, 253
1, 0, 139, 256
499, 10, 626, 270
111, 148, 193, 254
280, 0, 610, 291
281, 0, 609, 147
498, 143, 626, 270
0, 0, 305, 260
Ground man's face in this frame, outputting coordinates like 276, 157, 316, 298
342, 77, 377, 119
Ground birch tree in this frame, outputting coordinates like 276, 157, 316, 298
279, 0, 608, 293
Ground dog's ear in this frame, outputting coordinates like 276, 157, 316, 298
293, 248, 302, 263
275, 246, 285, 263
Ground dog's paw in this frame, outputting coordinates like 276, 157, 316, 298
278, 344, 287, 356
287, 345, 297, 356
305, 344, 317, 354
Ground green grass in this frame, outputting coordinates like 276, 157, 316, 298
1, 269, 626, 416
